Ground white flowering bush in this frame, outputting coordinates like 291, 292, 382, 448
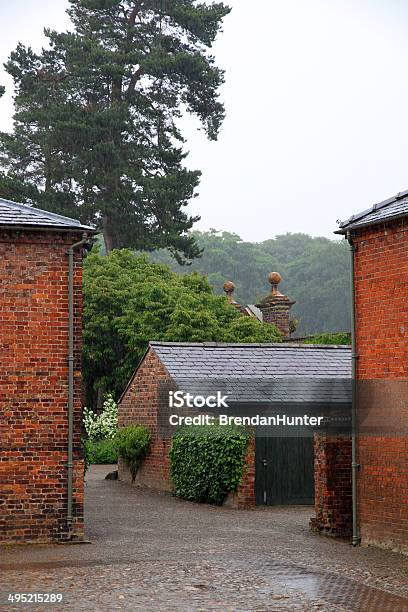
83, 394, 118, 441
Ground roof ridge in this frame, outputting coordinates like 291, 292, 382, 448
150, 341, 351, 350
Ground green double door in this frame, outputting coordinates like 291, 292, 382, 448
255, 436, 315, 505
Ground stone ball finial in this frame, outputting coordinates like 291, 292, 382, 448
268, 272, 283, 296
268, 272, 282, 286
223, 280, 235, 293
223, 280, 235, 303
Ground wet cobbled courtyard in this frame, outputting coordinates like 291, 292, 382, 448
1, 465, 408, 611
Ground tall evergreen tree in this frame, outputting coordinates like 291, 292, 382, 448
0, 0, 230, 259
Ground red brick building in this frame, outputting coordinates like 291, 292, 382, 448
118, 341, 351, 509
336, 189, 408, 553
0, 198, 95, 543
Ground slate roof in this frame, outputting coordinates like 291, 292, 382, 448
336, 188, 408, 233
148, 342, 352, 404
0, 197, 96, 232
244, 304, 263, 321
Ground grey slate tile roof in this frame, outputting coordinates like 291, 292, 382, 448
336, 188, 408, 233
245, 304, 263, 321
150, 342, 351, 404
0, 197, 96, 231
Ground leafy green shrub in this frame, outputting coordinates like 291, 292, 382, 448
115, 425, 151, 481
83, 393, 118, 441
169, 424, 250, 505
302, 332, 351, 345
84, 438, 119, 465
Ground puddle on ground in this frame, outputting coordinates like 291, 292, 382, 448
264, 561, 408, 611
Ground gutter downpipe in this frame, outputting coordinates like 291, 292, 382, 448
347, 230, 360, 547
67, 233, 88, 538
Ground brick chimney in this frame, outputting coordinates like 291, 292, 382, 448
256, 272, 295, 339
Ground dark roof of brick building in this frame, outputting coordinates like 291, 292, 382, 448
0, 198, 96, 232
147, 342, 351, 404
336, 188, 408, 233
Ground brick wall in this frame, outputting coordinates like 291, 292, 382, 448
0, 230, 85, 543
353, 220, 408, 553
118, 348, 256, 507
311, 434, 352, 537
118, 349, 173, 490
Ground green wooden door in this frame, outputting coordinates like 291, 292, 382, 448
255, 436, 314, 505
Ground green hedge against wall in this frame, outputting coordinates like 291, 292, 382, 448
169, 424, 250, 505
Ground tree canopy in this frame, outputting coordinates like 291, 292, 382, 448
83, 248, 281, 402
146, 230, 351, 335
0, 0, 230, 260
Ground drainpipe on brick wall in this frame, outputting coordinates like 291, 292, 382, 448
67, 234, 88, 538
347, 231, 360, 547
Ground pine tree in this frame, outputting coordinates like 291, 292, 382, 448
0, 0, 230, 259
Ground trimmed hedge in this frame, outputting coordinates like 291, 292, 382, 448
169, 424, 250, 505
115, 425, 151, 481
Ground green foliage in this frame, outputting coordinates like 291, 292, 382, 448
83, 248, 281, 401
169, 424, 250, 505
115, 425, 151, 481
0, 1, 230, 260
302, 332, 351, 345
84, 437, 119, 465
147, 230, 351, 336
83, 393, 118, 440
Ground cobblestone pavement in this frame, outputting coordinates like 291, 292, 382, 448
1, 465, 408, 611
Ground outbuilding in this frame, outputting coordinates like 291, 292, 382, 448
118, 341, 351, 509
0, 198, 95, 543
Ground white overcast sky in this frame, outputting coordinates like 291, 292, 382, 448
1, 0, 408, 241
